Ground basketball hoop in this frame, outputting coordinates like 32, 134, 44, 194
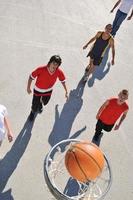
44, 139, 112, 200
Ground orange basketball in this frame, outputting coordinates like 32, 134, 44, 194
65, 141, 105, 182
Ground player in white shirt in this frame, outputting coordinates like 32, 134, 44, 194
110, 0, 133, 36
0, 104, 13, 146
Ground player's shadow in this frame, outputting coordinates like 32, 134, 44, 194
63, 177, 81, 197
88, 47, 111, 87
63, 177, 88, 198
0, 189, 14, 200
48, 79, 86, 151
0, 116, 36, 200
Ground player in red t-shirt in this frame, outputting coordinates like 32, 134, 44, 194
92, 89, 129, 146
27, 55, 68, 121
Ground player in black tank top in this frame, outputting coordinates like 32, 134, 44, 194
83, 24, 115, 82
88, 32, 111, 58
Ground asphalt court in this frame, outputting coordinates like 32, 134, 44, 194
0, 0, 133, 199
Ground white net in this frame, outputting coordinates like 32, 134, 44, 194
44, 139, 112, 200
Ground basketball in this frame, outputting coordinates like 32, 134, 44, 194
65, 141, 105, 182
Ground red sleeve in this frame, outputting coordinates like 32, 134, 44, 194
30, 67, 43, 79
57, 68, 66, 82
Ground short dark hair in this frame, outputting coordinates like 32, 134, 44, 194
121, 89, 128, 96
48, 55, 62, 66
105, 24, 112, 29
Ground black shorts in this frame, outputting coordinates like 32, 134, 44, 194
96, 119, 114, 132
87, 51, 103, 66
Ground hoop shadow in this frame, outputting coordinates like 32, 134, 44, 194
0, 116, 36, 200
88, 47, 111, 87
48, 79, 86, 153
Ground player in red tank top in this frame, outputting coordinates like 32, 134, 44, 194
92, 89, 129, 146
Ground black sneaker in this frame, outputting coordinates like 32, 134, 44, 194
29, 111, 35, 121
82, 68, 89, 82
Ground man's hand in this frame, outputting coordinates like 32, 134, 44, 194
96, 114, 99, 120
111, 59, 115, 65
114, 124, 119, 130
83, 44, 88, 50
110, 9, 114, 13
65, 92, 69, 101
27, 87, 32, 94
7, 132, 13, 142
127, 16, 132, 20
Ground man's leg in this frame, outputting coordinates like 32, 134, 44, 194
103, 123, 114, 132
42, 95, 51, 106
92, 120, 104, 146
29, 95, 41, 121
38, 97, 43, 113
112, 10, 127, 36
112, 10, 121, 34
83, 59, 95, 81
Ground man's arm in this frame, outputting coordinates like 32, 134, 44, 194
61, 82, 68, 100
114, 109, 128, 130
127, 9, 133, 20
110, 0, 121, 13
110, 39, 115, 65
83, 32, 101, 49
27, 76, 33, 94
96, 100, 109, 120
